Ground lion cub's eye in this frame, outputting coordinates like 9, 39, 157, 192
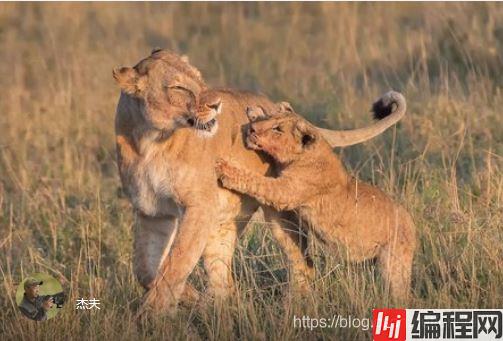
272, 125, 282, 133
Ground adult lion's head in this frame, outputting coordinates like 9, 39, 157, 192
113, 49, 207, 133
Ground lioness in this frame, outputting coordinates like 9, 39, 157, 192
215, 92, 416, 300
113, 49, 408, 314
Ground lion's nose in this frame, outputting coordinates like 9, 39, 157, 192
248, 126, 256, 134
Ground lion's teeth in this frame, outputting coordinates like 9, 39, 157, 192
195, 118, 216, 131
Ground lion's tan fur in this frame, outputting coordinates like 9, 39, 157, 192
114, 50, 314, 314
216, 109, 417, 300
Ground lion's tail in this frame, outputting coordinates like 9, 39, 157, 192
318, 90, 406, 148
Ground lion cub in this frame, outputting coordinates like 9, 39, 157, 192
216, 96, 416, 300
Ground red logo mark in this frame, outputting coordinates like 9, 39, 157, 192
373, 309, 406, 341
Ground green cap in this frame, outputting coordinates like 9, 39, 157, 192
23, 278, 43, 291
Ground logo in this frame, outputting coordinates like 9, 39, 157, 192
16, 273, 66, 322
373, 309, 406, 341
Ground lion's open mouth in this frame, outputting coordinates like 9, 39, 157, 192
187, 117, 219, 137
194, 118, 217, 132
246, 134, 262, 150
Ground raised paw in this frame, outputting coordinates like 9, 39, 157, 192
215, 158, 241, 189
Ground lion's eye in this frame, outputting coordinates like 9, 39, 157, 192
171, 86, 188, 91
272, 125, 282, 133
167, 85, 195, 108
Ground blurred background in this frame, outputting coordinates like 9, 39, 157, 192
0, 3, 502, 340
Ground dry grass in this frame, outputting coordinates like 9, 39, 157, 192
0, 3, 502, 340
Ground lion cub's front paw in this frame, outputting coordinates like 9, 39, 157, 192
215, 158, 241, 189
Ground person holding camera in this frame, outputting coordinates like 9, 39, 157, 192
18, 278, 54, 321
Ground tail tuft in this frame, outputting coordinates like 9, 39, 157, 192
371, 91, 404, 120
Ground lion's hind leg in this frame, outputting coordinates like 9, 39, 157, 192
377, 211, 416, 302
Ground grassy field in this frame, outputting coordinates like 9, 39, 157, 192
0, 3, 502, 340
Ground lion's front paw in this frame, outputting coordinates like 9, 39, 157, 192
215, 158, 241, 189
135, 286, 177, 319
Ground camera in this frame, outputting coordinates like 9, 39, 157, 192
41, 292, 66, 308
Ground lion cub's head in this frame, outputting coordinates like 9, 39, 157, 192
246, 104, 323, 165
113, 48, 207, 134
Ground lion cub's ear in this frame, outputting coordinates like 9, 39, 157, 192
276, 101, 294, 114
112, 67, 147, 96
295, 120, 317, 148
246, 106, 266, 122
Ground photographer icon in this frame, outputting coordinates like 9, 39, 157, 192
17, 274, 66, 321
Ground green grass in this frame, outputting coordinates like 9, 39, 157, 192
0, 2, 502, 340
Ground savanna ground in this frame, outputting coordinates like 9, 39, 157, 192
0, 3, 502, 340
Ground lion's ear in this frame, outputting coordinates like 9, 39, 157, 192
246, 106, 266, 122
112, 67, 146, 95
301, 133, 315, 147
277, 101, 294, 114
295, 121, 316, 148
